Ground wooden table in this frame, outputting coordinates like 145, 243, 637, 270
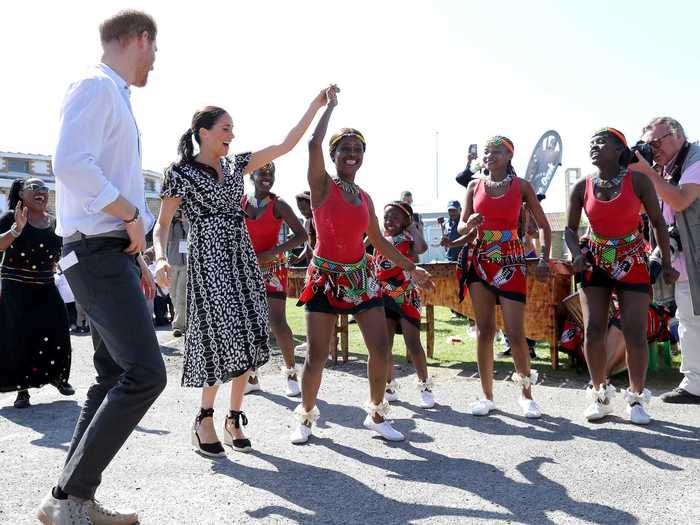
288, 260, 573, 368
418, 261, 573, 369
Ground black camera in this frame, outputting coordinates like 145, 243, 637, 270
669, 224, 683, 254
625, 140, 654, 166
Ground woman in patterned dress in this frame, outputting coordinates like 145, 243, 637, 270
153, 88, 332, 456
375, 201, 435, 409
290, 87, 434, 444
458, 136, 551, 418
0, 178, 74, 408
241, 162, 307, 397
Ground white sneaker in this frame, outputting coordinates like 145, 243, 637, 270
290, 422, 312, 444
384, 388, 399, 402
363, 415, 404, 441
624, 388, 652, 425
419, 389, 435, 409
584, 400, 613, 421
86, 499, 139, 525
626, 403, 651, 425
518, 396, 541, 418
294, 342, 308, 352
244, 377, 262, 395
384, 380, 400, 402
584, 383, 616, 421
467, 398, 496, 416
37, 492, 93, 525
285, 378, 301, 397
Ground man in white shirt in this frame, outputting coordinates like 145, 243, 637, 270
37, 11, 166, 525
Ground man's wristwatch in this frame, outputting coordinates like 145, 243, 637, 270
124, 207, 140, 224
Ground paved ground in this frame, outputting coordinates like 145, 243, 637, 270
1, 330, 699, 525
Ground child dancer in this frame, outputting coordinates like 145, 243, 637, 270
376, 201, 435, 408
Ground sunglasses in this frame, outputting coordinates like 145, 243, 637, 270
23, 182, 49, 192
646, 132, 673, 149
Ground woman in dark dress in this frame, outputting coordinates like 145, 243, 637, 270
0, 178, 73, 408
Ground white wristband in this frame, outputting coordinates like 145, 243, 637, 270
9, 224, 21, 238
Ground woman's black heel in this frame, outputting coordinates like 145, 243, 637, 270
191, 408, 225, 457
224, 410, 252, 452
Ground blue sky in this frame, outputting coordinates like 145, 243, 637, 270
1, 0, 698, 213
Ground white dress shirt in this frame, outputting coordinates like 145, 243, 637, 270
53, 63, 154, 237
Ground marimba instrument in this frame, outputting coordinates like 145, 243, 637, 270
288, 259, 574, 368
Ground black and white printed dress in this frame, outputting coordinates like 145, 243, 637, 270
161, 153, 270, 387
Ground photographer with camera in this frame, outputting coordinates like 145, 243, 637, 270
636, 117, 700, 404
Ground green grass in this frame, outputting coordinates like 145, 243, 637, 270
283, 299, 682, 388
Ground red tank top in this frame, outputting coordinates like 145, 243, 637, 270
473, 177, 522, 231
242, 195, 283, 254
376, 232, 412, 282
313, 182, 369, 263
583, 171, 641, 238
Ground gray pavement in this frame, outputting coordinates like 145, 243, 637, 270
1, 329, 699, 525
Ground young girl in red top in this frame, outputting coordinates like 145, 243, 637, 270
566, 128, 676, 424
291, 87, 433, 444
376, 201, 435, 408
459, 136, 551, 418
242, 162, 307, 397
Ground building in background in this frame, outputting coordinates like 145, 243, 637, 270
0, 151, 163, 217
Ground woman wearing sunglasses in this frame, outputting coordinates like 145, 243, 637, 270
0, 178, 74, 408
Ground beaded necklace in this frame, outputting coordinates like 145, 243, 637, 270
591, 169, 625, 189
484, 173, 513, 192
331, 176, 360, 195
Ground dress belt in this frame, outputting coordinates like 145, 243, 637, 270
63, 229, 129, 244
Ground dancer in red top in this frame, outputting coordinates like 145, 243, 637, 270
375, 201, 435, 408
242, 162, 307, 397
291, 87, 433, 444
566, 128, 676, 424
459, 136, 551, 418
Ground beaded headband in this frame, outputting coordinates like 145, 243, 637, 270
485, 136, 514, 153
384, 201, 413, 219
593, 127, 628, 147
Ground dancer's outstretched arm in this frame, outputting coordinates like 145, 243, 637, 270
307, 85, 340, 202
244, 85, 337, 175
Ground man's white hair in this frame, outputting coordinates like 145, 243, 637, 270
643, 117, 686, 140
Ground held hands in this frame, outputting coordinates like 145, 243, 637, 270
154, 258, 172, 289
534, 259, 550, 282
410, 266, 435, 292
14, 201, 28, 232
571, 254, 591, 274
439, 235, 451, 248
314, 84, 340, 109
